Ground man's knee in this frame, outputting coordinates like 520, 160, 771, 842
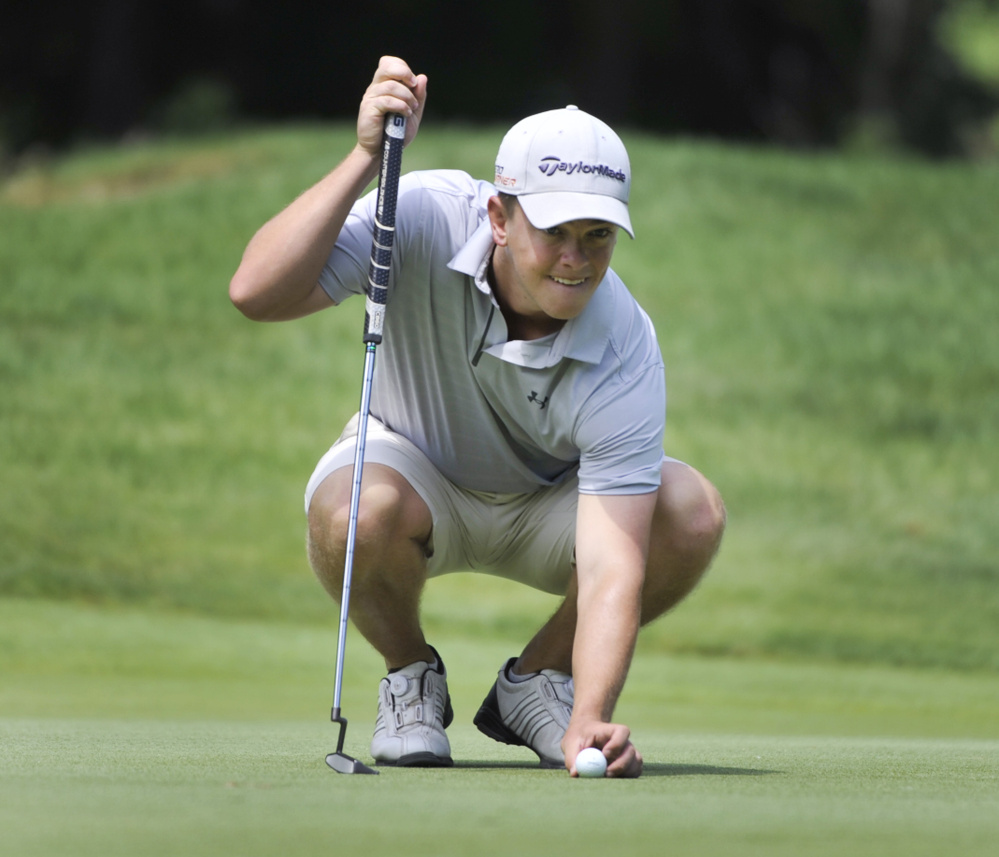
307, 465, 432, 574
650, 462, 726, 573
666, 465, 725, 553
638, 464, 724, 624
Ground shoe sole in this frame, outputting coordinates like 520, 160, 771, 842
473, 683, 564, 769
377, 752, 454, 768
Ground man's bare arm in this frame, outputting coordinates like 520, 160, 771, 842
563, 490, 656, 778
229, 57, 427, 322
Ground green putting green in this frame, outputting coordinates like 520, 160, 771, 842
2, 600, 997, 857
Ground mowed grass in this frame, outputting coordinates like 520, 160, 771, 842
2, 125, 999, 669
2, 124, 997, 670
2, 599, 998, 857
4, 722, 996, 857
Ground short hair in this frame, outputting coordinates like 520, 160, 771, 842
497, 191, 519, 216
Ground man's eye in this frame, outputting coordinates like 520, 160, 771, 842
544, 227, 561, 236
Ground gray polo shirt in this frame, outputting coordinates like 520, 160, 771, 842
319, 170, 666, 496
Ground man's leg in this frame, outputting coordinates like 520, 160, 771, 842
641, 460, 727, 623
474, 460, 725, 766
308, 462, 454, 767
307, 463, 436, 670
514, 460, 726, 675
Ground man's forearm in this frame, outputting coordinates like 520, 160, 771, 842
570, 566, 643, 722
570, 491, 655, 725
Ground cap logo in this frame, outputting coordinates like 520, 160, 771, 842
494, 165, 517, 187
537, 156, 626, 183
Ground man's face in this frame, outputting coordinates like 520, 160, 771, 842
488, 196, 618, 339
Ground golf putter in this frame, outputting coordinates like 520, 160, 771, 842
326, 112, 407, 775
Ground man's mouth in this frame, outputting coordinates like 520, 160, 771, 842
550, 275, 586, 286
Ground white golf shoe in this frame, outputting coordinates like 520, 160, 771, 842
370, 650, 453, 767
473, 657, 574, 768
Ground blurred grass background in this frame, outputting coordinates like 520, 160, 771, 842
1, 123, 997, 674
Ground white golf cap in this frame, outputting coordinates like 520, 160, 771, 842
494, 105, 634, 238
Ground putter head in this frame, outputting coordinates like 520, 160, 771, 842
326, 709, 379, 775
326, 752, 379, 775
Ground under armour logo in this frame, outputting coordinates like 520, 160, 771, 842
527, 391, 549, 409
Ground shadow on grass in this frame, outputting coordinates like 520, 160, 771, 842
453, 759, 553, 771
452, 760, 781, 777
642, 762, 781, 778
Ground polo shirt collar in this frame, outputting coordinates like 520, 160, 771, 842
447, 218, 495, 295
448, 218, 613, 367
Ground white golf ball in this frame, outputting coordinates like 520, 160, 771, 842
575, 747, 607, 778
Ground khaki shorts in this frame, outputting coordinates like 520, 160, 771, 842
304, 415, 579, 595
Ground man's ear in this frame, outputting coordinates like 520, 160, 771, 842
487, 195, 510, 247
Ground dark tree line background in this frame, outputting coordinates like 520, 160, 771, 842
2, 0, 996, 159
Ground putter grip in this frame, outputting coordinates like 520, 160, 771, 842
364, 113, 407, 343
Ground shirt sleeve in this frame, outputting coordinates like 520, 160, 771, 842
318, 170, 491, 305
317, 187, 378, 305
574, 324, 667, 496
